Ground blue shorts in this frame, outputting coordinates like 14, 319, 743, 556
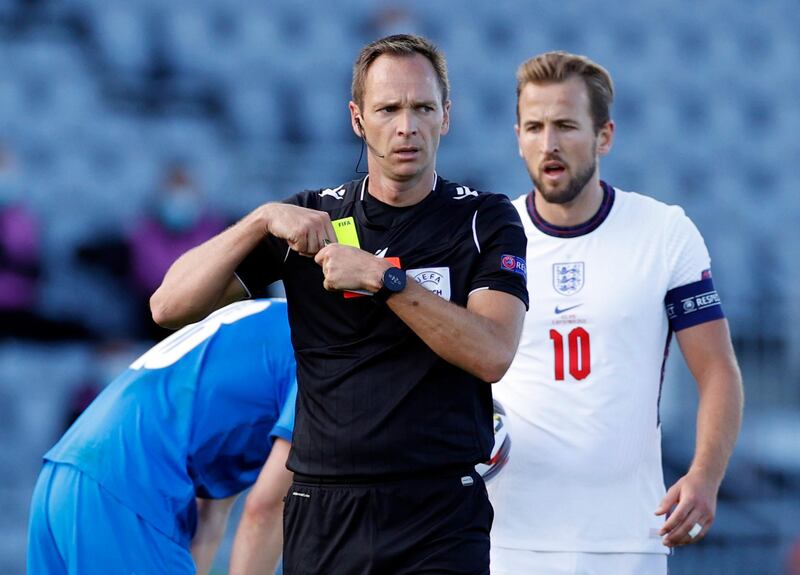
27, 461, 195, 575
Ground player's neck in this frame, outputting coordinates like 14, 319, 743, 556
366, 166, 436, 207
534, 179, 604, 228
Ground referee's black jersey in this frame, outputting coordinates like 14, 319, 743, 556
236, 175, 529, 477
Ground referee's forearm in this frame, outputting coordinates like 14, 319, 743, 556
387, 282, 524, 382
150, 216, 263, 328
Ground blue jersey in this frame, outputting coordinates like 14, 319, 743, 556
44, 299, 297, 547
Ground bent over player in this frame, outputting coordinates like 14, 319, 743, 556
151, 34, 528, 574
28, 299, 297, 575
488, 51, 744, 575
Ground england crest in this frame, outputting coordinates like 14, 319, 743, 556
553, 262, 584, 295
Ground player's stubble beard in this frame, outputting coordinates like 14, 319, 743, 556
531, 156, 597, 205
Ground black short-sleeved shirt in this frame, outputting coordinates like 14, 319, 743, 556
237, 175, 528, 477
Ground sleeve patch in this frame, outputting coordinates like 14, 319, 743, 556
665, 277, 725, 331
500, 255, 527, 280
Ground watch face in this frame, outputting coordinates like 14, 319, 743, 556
384, 267, 406, 292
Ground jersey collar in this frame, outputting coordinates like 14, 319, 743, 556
356, 172, 440, 230
526, 181, 615, 238
358, 171, 439, 201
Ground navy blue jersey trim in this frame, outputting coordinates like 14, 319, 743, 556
525, 181, 615, 238
656, 330, 673, 428
665, 278, 725, 331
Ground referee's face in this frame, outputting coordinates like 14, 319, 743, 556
352, 53, 450, 185
515, 76, 613, 205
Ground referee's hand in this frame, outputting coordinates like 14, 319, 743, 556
315, 244, 390, 293
257, 203, 336, 256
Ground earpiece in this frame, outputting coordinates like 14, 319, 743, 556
354, 116, 385, 159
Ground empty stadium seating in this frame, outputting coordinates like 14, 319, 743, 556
2, 1, 798, 573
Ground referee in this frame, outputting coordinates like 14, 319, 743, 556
152, 34, 529, 575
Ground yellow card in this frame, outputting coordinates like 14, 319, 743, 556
332, 217, 360, 248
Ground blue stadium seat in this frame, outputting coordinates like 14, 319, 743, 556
88, 4, 151, 72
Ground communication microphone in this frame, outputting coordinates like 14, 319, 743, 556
357, 118, 385, 159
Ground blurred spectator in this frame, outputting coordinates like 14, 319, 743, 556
63, 379, 101, 431
0, 142, 90, 340
78, 161, 229, 340
0, 144, 39, 318
62, 342, 136, 431
788, 537, 800, 575
362, 5, 422, 38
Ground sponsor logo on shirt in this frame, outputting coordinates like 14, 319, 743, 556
553, 262, 584, 295
554, 303, 583, 315
374, 247, 389, 258
453, 186, 478, 200
500, 254, 527, 280
701, 268, 712, 280
408, 267, 451, 300
319, 185, 345, 200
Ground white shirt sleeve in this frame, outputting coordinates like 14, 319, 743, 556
663, 206, 712, 291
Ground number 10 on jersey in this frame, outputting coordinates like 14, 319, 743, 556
549, 327, 591, 381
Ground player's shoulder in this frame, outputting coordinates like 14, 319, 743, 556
438, 177, 515, 210
292, 178, 364, 211
234, 298, 289, 328
209, 300, 292, 362
509, 192, 528, 213
613, 187, 705, 248
613, 186, 689, 224
200, 299, 291, 344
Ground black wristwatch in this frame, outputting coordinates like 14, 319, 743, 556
374, 267, 407, 302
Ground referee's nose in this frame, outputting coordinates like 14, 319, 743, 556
396, 109, 419, 137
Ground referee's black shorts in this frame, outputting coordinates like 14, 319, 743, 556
283, 467, 492, 575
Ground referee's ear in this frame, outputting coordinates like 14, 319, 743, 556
440, 99, 451, 136
348, 101, 364, 139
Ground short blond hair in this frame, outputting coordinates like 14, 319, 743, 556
516, 51, 614, 132
351, 34, 449, 109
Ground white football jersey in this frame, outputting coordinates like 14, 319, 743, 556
489, 185, 721, 554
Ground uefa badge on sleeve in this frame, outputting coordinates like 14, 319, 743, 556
500, 254, 527, 280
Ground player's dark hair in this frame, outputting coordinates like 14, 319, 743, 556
516, 51, 614, 133
351, 34, 449, 109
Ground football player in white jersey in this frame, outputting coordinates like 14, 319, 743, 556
488, 51, 744, 575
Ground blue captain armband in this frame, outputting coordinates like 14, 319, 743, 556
665, 277, 725, 331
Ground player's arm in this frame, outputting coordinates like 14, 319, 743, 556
229, 438, 294, 575
315, 245, 525, 382
657, 318, 744, 547
191, 494, 239, 575
150, 203, 336, 329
